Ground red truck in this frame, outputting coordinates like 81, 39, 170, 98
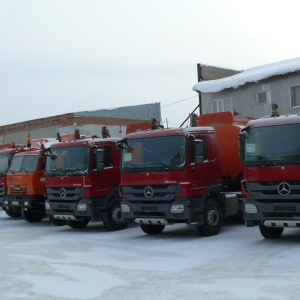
2, 139, 54, 222
240, 114, 300, 239
119, 112, 247, 236
45, 136, 126, 230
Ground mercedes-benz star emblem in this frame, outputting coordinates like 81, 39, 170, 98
59, 188, 67, 198
277, 181, 291, 196
144, 186, 154, 198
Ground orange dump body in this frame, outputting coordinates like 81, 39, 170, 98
126, 121, 152, 134
197, 112, 248, 181
0, 143, 13, 150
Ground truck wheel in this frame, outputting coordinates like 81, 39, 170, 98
4, 208, 22, 218
49, 216, 66, 226
259, 224, 283, 239
22, 209, 46, 223
196, 199, 222, 236
66, 219, 90, 229
140, 224, 165, 235
106, 199, 127, 231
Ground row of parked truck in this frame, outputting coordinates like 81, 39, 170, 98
1, 111, 299, 239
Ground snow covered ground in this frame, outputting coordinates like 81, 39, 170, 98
1, 209, 300, 300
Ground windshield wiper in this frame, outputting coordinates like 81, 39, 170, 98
246, 155, 277, 166
282, 154, 300, 159
148, 162, 168, 166
48, 169, 62, 176
66, 170, 85, 176
247, 155, 269, 160
257, 161, 276, 166
122, 162, 142, 173
124, 162, 139, 168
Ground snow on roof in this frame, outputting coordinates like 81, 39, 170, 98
193, 57, 300, 93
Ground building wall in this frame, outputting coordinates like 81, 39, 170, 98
0, 114, 150, 146
75, 103, 161, 121
201, 72, 300, 118
0, 103, 160, 146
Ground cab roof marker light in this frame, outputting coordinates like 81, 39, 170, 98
27, 138, 31, 148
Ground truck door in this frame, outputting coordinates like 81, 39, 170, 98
187, 134, 221, 197
91, 146, 120, 196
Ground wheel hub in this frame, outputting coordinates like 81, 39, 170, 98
207, 209, 219, 226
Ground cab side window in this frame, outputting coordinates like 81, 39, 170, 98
94, 147, 113, 168
191, 137, 208, 163
103, 148, 113, 167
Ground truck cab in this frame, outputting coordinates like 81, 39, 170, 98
119, 125, 240, 236
0, 147, 23, 217
45, 137, 126, 230
3, 146, 49, 222
240, 114, 300, 239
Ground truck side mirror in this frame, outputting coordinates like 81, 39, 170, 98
96, 149, 105, 170
50, 154, 57, 161
239, 132, 246, 162
194, 139, 204, 164
39, 153, 46, 170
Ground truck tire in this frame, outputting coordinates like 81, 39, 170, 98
66, 219, 90, 229
22, 209, 46, 223
196, 199, 222, 236
259, 224, 283, 239
4, 208, 22, 218
140, 224, 165, 235
49, 216, 66, 226
106, 198, 127, 231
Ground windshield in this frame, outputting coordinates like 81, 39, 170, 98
244, 123, 300, 163
121, 136, 186, 172
0, 154, 12, 175
8, 155, 38, 172
46, 146, 90, 175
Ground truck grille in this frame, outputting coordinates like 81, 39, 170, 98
10, 187, 27, 195
46, 187, 82, 201
248, 181, 300, 203
123, 185, 178, 203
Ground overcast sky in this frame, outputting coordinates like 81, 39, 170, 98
1, 0, 299, 127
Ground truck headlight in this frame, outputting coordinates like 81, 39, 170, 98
24, 201, 29, 206
121, 204, 130, 213
77, 202, 87, 211
170, 204, 184, 214
3, 200, 8, 205
244, 203, 258, 214
45, 201, 50, 210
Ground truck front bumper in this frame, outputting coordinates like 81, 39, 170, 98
45, 199, 106, 222
121, 200, 195, 225
2, 196, 44, 210
243, 198, 300, 228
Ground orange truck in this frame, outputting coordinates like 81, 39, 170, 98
0, 144, 26, 217
1, 138, 59, 223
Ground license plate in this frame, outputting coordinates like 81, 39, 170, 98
274, 206, 296, 212
12, 201, 19, 205
141, 206, 157, 212
58, 204, 68, 209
